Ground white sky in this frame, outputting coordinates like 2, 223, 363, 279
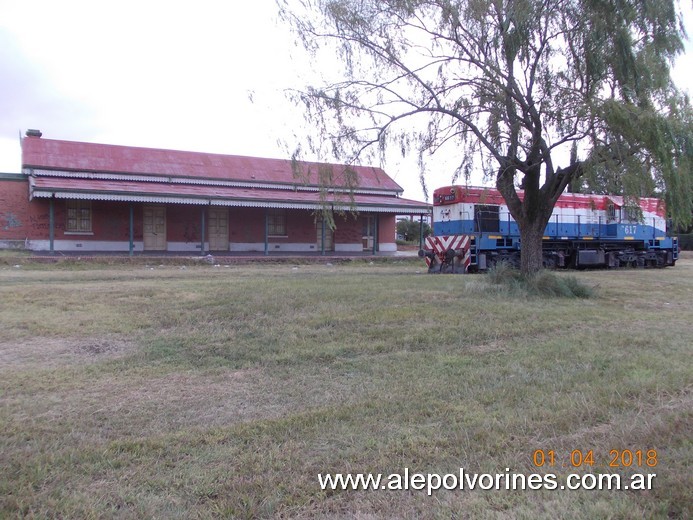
0, 0, 691, 202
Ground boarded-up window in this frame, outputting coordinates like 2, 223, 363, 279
66, 200, 92, 232
268, 209, 286, 236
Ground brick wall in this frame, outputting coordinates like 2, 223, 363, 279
379, 214, 396, 243
0, 177, 52, 242
167, 205, 202, 243
1, 178, 400, 252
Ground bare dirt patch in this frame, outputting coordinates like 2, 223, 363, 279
0, 336, 139, 370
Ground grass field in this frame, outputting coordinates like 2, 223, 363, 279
0, 256, 691, 519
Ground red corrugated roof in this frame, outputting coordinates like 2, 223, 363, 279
31, 177, 430, 212
22, 136, 403, 192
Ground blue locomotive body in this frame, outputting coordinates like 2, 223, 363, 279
421, 186, 678, 272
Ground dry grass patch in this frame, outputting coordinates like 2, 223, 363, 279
0, 259, 691, 518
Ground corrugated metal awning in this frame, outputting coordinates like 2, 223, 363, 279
30, 176, 431, 214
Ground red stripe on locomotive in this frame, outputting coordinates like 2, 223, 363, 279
432, 186, 666, 218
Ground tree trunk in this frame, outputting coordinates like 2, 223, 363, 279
519, 220, 546, 275
496, 163, 551, 275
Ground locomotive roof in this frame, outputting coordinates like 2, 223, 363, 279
433, 186, 666, 217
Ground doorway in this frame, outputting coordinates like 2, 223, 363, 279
143, 205, 166, 251
208, 207, 229, 251
362, 216, 376, 251
316, 218, 334, 252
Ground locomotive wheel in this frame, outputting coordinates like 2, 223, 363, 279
543, 255, 557, 269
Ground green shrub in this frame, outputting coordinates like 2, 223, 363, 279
678, 233, 693, 251
486, 261, 522, 285
486, 262, 595, 298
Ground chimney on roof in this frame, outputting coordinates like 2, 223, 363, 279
25, 129, 42, 138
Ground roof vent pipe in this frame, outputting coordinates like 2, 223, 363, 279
26, 129, 42, 137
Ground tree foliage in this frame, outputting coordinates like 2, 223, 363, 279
278, 0, 692, 273
397, 218, 431, 242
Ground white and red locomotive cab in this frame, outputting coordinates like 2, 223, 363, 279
419, 186, 678, 273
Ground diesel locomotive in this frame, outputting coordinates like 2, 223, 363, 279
419, 186, 679, 273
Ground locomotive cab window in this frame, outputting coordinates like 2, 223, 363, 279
623, 205, 641, 223
474, 204, 500, 232
607, 203, 617, 221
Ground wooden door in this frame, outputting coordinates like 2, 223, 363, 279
362, 216, 375, 250
208, 208, 229, 251
143, 206, 167, 251
316, 219, 334, 252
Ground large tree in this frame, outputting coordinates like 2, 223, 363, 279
278, 0, 692, 273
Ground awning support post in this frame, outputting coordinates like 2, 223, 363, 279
129, 204, 134, 256
49, 197, 55, 254
264, 208, 269, 256
372, 214, 379, 255
419, 214, 424, 250
200, 206, 206, 256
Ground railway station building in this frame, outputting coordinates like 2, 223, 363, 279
0, 131, 430, 255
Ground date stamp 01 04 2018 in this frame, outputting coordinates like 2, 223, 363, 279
532, 449, 658, 470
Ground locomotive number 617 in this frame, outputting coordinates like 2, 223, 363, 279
419, 186, 678, 273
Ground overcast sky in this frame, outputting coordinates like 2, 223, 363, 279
1, 0, 691, 202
